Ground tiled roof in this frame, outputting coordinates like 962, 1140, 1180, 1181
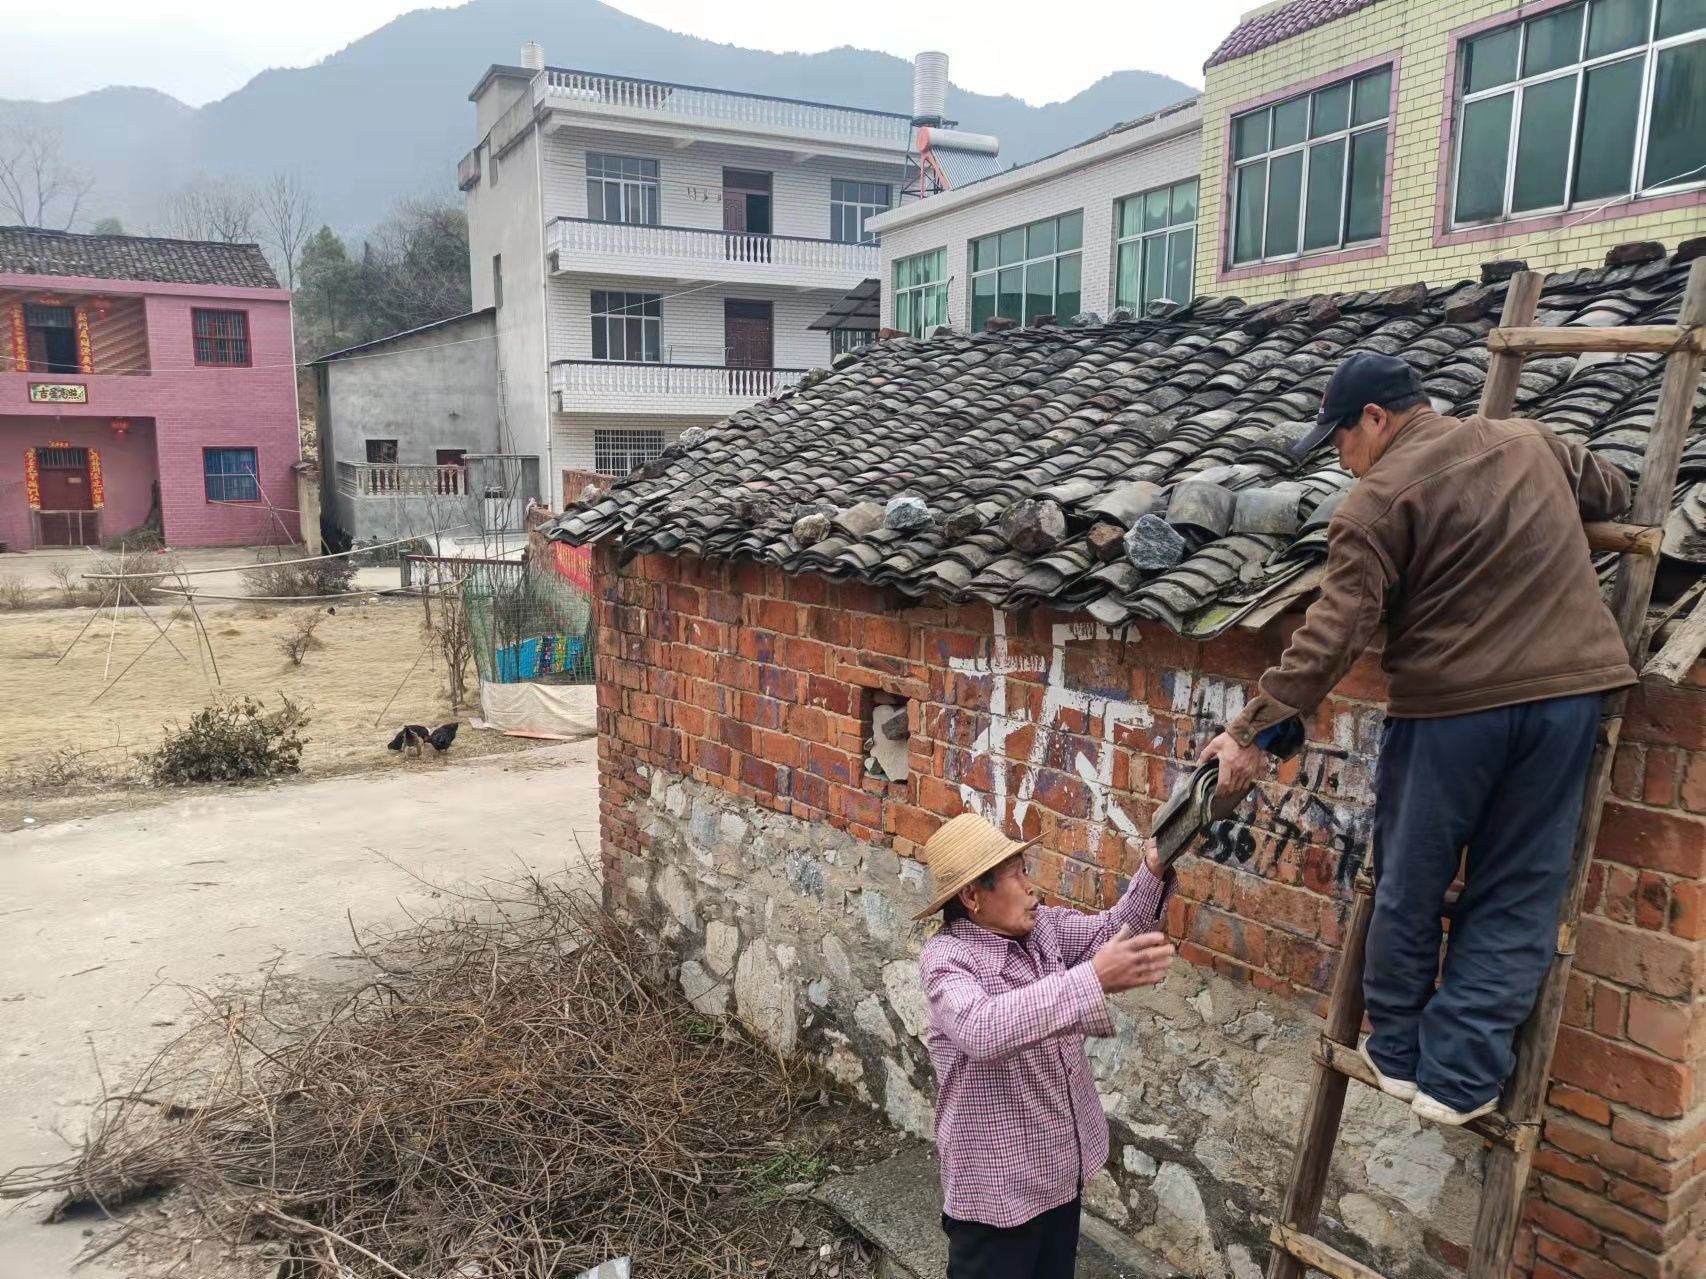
1205, 0, 1384, 69
546, 248, 1706, 638
0, 226, 280, 289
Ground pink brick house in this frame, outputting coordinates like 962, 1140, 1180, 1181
0, 226, 300, 549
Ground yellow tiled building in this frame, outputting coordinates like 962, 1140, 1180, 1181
1195, 0, 1706, 303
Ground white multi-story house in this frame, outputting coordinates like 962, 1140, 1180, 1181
463, 45, 941, 493
868, 98, 1203, 339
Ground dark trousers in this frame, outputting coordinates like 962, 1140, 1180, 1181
1364, 693, 1600, 1112
943, 1197, 1081, 1279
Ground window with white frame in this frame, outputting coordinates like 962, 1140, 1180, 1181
893, 248, 948, 338
594, 429, 666, 476
1228, 67, 1392, 266
1115, 179, 1198, 312
586, 153, 660, 225
590, 291, 662, 363
969, 212, 1083, 330
1451, 0, 1706, 227
831, 328, 878, 356
830, 179, 891, 243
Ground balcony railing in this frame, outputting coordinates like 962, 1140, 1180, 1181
549, 217, 878, 288
539, 69, 915, 148
551, 359, 807, 410
337, 462, 470, 498
457, 148, 481, 191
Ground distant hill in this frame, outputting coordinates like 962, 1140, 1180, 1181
2, 0, 1198, 239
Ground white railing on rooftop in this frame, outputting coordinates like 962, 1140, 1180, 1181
540, 69, 914, 147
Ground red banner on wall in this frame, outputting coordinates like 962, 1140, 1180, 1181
87, 447, 104, 510
6, 304, 25, 373
75, 306, 94, 374
22, 449, 40, 511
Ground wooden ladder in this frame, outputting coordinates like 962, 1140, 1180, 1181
1266, 258, 1706, 1279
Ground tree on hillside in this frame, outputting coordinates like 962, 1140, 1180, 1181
296, 226, 358, 356
92, 216, 125, 235
0, 123, 94, 230
258, 172, 315, 290
292, 200, 471, 361
164, 179, 258, 243
363, 199, 472, 336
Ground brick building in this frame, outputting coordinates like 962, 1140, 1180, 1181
0, 226, 299, 549
552, 248, 1706, 1279
1196, 0, 1706, 302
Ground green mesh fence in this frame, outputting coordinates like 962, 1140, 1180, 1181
454, 551, 597, 686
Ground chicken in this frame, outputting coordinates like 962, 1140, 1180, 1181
387, 725, 430, 758
428, 722, 459, 754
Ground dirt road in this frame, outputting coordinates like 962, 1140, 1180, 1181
0, 741, 601, 1279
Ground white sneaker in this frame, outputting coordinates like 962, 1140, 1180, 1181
1412, 1089, 1499, 1126
1357, 1039, 1418, 1102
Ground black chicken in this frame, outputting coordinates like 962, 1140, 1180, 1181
428, 722, 459, 754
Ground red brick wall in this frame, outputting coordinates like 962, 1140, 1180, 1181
593, 544, 1706, 1278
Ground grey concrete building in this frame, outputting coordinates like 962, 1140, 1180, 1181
311, 308, 533, 547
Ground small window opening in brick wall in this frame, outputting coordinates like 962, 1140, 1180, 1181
864, 690, 911, 783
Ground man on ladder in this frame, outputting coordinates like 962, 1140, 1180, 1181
1198, 351, 1637, 1126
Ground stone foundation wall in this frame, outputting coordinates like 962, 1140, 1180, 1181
592, 545, 1706, 1279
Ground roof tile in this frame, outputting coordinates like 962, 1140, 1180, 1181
0, 225, 279, 289
551, 259, 1706, 637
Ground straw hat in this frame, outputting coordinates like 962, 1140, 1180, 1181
912, 812, 1041, 920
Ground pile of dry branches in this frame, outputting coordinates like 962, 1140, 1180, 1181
0, 878, 805, 1277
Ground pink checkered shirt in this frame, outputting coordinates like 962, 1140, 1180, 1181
919, 866, 1173, 1228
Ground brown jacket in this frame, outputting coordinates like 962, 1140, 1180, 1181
1228, 410, 1636, 744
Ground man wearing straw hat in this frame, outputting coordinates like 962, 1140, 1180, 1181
917, 812, 1175, 1278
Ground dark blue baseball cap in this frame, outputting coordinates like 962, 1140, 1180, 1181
1296, 352, 1425, 454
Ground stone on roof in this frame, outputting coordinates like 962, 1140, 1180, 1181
1205, 0, 1383, 69
0, 226, 280, 289
545, 250, 1706, 639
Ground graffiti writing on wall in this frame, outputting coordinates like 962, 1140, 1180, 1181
1184, 690, 1378, 889
947, 609, 1377, 886
948, 612, 1153, 857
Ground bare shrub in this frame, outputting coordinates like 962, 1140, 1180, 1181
87, 553, 180, 606
47, 562, 101, 608
242, 554, 356, 599
101, 526, 164, 553
421, 571, 474, 712
4, 746, 131, 794
141, 697, 310, 785
0, 573, 34, 610
278, 612, 325, 666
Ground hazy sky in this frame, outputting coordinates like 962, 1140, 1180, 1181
0, 1, 1254, 107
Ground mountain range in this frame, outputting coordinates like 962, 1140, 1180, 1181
0, 0, 1198, 241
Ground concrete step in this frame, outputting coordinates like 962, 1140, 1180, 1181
816, 1144, 1180, 1279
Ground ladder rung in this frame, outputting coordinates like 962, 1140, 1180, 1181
1269, 1223, 1387, 1279
1313, 1038, 1537, 1151
1488, 324, 1704, 355
1584, 521, 1663, 558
